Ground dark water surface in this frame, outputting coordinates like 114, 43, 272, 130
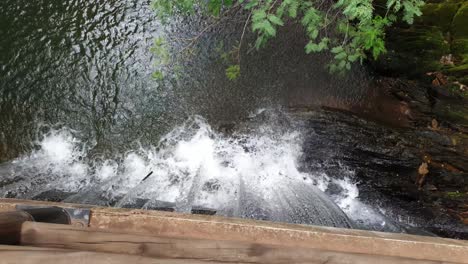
0, 0, 162, 161
0, 0, 371, 162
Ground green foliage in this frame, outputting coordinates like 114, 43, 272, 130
150, 37, 170, 80
151, 0, 425, 78
152, 71, 164, 80
445, 191, 466, 198
151, 0, 196, 22
226, 64, 241, 80
387, 0, 424, 24
150, 37, 170, 65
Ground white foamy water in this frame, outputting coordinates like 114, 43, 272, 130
0, 112, 395, 230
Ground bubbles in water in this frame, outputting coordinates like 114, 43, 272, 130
38, 132, 77, 162
312, 166, 402, 232
0, 111, 396, 230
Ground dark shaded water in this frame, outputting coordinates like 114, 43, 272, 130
0, 0, 160, 160
0, 0, 370, 162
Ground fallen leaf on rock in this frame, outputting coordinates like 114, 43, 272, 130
431, 119, 439, 130
417, 162, 429, 189
418, 162, 429, 175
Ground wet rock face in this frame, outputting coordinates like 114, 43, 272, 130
374, 0, 468, 86
294, 107, 468, 239
289, 73, 468, 239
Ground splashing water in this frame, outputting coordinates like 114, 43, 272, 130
0, 111, 397, 230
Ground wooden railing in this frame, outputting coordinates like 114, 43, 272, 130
0, 198, 467, 264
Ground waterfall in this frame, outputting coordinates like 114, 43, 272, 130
0, 110, 359, 228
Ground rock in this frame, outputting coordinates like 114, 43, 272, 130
450, 1, 468, 78
375, 26, 450, 77
374, 0, 468, 86
432, 97, 468, 126
424, 184, 438, 191
293, 75, 468, 237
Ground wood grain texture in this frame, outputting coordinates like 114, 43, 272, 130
0, 245, 213, 264
89, 207, 468, 264
2, 199, 468, 263
20, 222, 458, 264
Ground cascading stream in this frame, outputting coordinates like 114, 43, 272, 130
1, 0, 430, 236
0, 110, 403, 231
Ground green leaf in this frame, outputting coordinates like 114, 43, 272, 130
310, 29, 318, 39
253, 20, 276, 37
288, 0, 299, 18
334, 51, 347, 60
254, 34, 267, 49
338, 60, 346, 69
387, 0, 397, 9
348, 53, 360, 62
152, 71, 164, 80
305, 42, 317, 54
252, 10, 267, 22
301, 7, 320, 26
387, 14, 397, 22
208, 0, 222, 16
267, 14, 284, 26
245, 0, 258, 9
331, 46, 344, 54
318, 38, 329, 51
226, 64, 241, 80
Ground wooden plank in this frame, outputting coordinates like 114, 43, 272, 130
0, 202, 16, 212
2, 198, 468, 263
89, 207, 468, 264
0, 211, 33, 244
20, 222, 453, 264
0, 199, 93, 212
0, 245, 213, 264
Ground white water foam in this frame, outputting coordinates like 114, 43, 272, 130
0, 113, 394, 230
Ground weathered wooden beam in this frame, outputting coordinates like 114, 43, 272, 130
89, 207, 468, 264
20, 222, 453, 264
0, 211, 33, 244
0, 245, 213, 264
2, 198, 468, 263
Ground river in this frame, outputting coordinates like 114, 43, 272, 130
1, 0, 466, 238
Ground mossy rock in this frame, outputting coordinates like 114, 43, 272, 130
446, 62, 468, 76
452, 2, 468, 37
417, 3, 460, 32
376, 0, 468, 83
459, 76, 468, 85
445, 2, 468, 78
434, 103, 468, 126
451, 39, 468, 58
377, 26, 450, 76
